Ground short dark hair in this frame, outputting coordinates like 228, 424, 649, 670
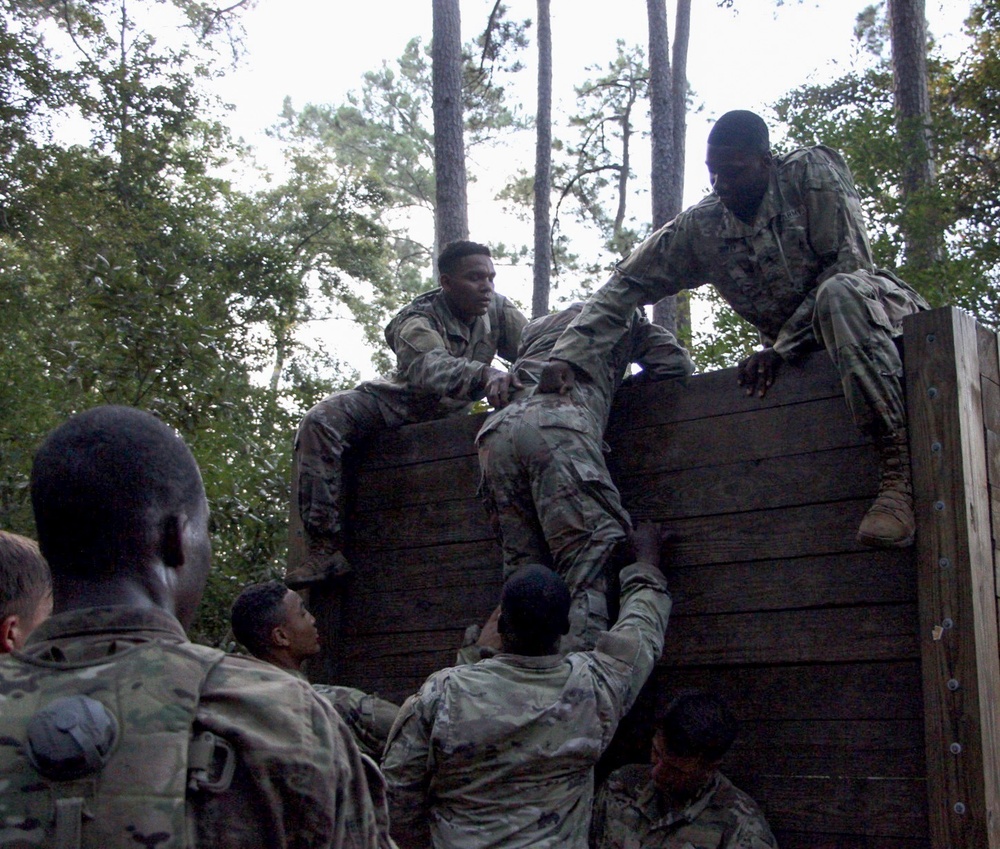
656, 691, 738, 762
438, 240, 491, 276
30, 406, 205, 576
230, 580, 289, 657
500, 564, 571, 649
0, 531, 51, 620
707, 110, 770, 154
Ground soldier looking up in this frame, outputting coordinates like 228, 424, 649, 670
292, 240, 527, 587
382, 522, 673, 849
0, 405, 389, 848
539, 110, 928, 549
231, 580, 400, 760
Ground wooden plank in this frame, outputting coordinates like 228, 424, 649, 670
667, 550, 916, 614
358, 412, 484, 469
725, 718, 926, 778
654, 662, 924, 720
616, 445, 878, 519
608, 397, 866, 477
351, 496, 879, 564
354, 454, 480, 511
608, 349, 845, 432
905, 307, 1000, 849
977, 323, 1000, 386
981, 376, 1000, 435
660, 604, 919, 666
749, 775, 928, 838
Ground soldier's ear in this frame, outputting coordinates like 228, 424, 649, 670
0, 614, 18, 653
271, 623, 290, 648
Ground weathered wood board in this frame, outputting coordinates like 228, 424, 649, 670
304, 307, 1000, 849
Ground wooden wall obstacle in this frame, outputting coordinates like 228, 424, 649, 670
302, 306, 1000, 849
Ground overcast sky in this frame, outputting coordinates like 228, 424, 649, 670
212, 0, 973, 376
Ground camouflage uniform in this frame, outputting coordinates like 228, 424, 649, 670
548, 146, 929, 438
296, 289, 527, 541
0, 606, 389, 849
477, 305, 693, 650
381, 561, 672, 849
590, 765, 778, 849
313, 683, 400, 760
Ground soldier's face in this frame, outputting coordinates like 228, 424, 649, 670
651, 732, 716, 804
277, 589, 321, 662
707, 144, 772, 222
441, 254, 496, 322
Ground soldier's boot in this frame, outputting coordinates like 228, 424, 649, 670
856, 430, 915, 549
286, 534, 354, 589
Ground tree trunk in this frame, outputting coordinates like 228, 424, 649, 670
887, 0, 941, 269
432, 0, 469, 250
647, 0, 691, 340
532, 0, 552, 318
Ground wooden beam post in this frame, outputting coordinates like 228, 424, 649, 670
905, 307, 1000, 848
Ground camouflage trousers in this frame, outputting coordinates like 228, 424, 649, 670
295, 389, 390, 540
813, 270, 927, 436
477, 395, 631, 652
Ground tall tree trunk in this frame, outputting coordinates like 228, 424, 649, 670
432, 0, 469, 251
887, 0, 941, 269
647, 0, 691, 340
532, 0, 552, 318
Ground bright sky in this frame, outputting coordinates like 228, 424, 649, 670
213, 0, 973, 377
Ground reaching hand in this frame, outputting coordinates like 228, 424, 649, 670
537, 359, 576, 395
630, 521, 671, 572
485, 369, 524, 409
737, 348, 782, 398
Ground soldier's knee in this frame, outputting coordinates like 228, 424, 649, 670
815, 273, 864, 317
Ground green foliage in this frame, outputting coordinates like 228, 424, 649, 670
274, 12, 528, 330
0, 0, 382, 646
773, 0, 1000, 329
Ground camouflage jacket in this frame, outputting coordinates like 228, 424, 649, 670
590, 765, 779, 849
312, 683, 400, 761
382, 562, 672, 849
359, 288, 527, 422
549, 145, 926, 378
479, 303, 693, 443
0, 606, 388, 849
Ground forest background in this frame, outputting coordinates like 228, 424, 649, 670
0, 0, 994, 643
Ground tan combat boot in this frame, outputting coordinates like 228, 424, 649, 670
856, 430, 915, 548
286, 535, 353, 589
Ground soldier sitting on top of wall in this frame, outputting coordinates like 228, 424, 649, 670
291, 240, 528, 588
590, 690, 778, 849
476, 302, 693, 652
539, 110, 929, 550
231, 580, 400, 761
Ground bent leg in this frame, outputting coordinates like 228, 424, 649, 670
295, 389, 386, 542
812, 271, 922, 436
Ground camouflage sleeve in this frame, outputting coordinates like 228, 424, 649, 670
392, 315, 493, 401
313, 685, 400, 761
629, 311, 696, 379
802, 146, 876, 285
381, 688, 439, 849
591, 563, 672, 726
588, 779, 618, 849
497, 297, 529, 363
549, 217, 700, 383
724, 811, 781, 849
196, 656, 387, 849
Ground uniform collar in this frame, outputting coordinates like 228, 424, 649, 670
638, 770, 722, 831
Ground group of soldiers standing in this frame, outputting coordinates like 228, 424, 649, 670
0, 109, 926, 847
